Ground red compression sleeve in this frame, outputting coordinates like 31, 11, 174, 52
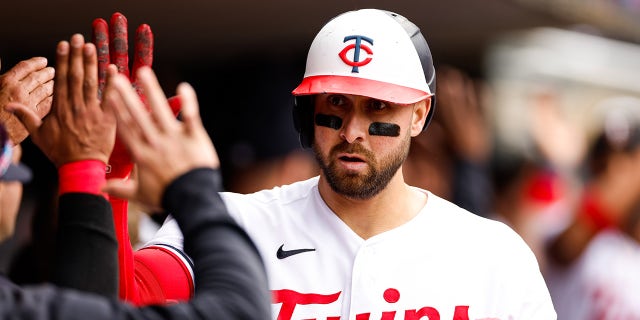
132, 246, 194, 305
111, 196, 137, 301
58, 160, 107, 197
112, 186, 194, 305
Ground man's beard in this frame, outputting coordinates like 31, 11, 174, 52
313, 133, 410, 200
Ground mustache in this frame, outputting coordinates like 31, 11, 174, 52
330, 141, 374, 158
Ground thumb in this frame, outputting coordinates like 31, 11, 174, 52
102, 178, 137, 201
5, 102, 43, 134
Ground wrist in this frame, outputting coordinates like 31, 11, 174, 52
58, 160, 108, 198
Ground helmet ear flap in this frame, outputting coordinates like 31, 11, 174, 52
293, 96, 315, 148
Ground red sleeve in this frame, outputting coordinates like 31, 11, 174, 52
111, 197, 136, 301
108, 99, 192, 305
133, 246, 194, 305
112, 195, 194, 306
58, 160, 107, 197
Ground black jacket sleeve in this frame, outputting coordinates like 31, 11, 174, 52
0, 168, 271, 320
52, 193, 118, 298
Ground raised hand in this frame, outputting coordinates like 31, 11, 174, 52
93, 12, 183, 179
92, 12, 154, 178
0, 57, 54, 145
102, 67, 218, 209
6, 34, 115, 168
91, 12, 185, 300
93, 13, 153, 100
435, 65, 490, 162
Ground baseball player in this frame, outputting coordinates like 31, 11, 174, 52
115, 8, 557, 319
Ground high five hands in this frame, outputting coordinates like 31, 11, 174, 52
92, 12, 153, 178
6, 35, 115, 168
92, 12, 181, 179
102, 67, 219, 210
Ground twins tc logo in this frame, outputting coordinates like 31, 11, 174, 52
339, 35, 373, 73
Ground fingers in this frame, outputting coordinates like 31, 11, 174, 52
106, 71, 155, 152
131, 24, 153, 86
4, 57, 48, 82
83, 43, 99, 106
35, 95, 53, 119
4, 102, 43, 135
53, 41, 70, 113
131, 24, 154, 102
102, 179, 137, 201
20, 66, 55, 95
100, 65, 119, 123
175, 82, 219, 168
175, 82, 202, 134
103, 72, 139, 157
29, 80, 54, 116
109, 12, 130, 78
137, 67, 177, 132
101, 65, 119, 113
92, 18, 110, 100
58, 34, 98, 114
69, 34, 86, 114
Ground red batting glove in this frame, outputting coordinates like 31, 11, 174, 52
92, 13, 157, 302
93, 13, 180, 179
93, 13, 151, 179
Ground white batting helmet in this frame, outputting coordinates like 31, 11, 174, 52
292, 8, 436, 147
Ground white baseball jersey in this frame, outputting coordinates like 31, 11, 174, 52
147, 176, 556, 320
546, 229, 640, 320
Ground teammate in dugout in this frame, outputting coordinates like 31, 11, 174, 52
114, 8, 557, 319
0, 32, 270, 319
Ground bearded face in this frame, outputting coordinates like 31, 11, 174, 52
312, 129, 411, 199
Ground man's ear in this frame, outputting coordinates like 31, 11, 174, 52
410, 98, 429, 136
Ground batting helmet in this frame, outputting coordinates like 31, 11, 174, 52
292, 8, 436, 148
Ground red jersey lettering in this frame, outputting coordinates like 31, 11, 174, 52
273, 289, 341, 320
272, 288, 471, 320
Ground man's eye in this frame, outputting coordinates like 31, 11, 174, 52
369, 100, 387, 111
328, 95, 345, 106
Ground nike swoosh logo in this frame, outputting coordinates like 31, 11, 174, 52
276, 244, 316, 259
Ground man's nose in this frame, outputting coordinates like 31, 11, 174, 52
339, 112, 368, 144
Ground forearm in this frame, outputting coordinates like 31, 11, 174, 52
1, 168, 269, 320
53, 193, 118, 298
52, 160, 118, 298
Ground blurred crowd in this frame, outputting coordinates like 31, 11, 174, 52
411, 65, 640, 319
